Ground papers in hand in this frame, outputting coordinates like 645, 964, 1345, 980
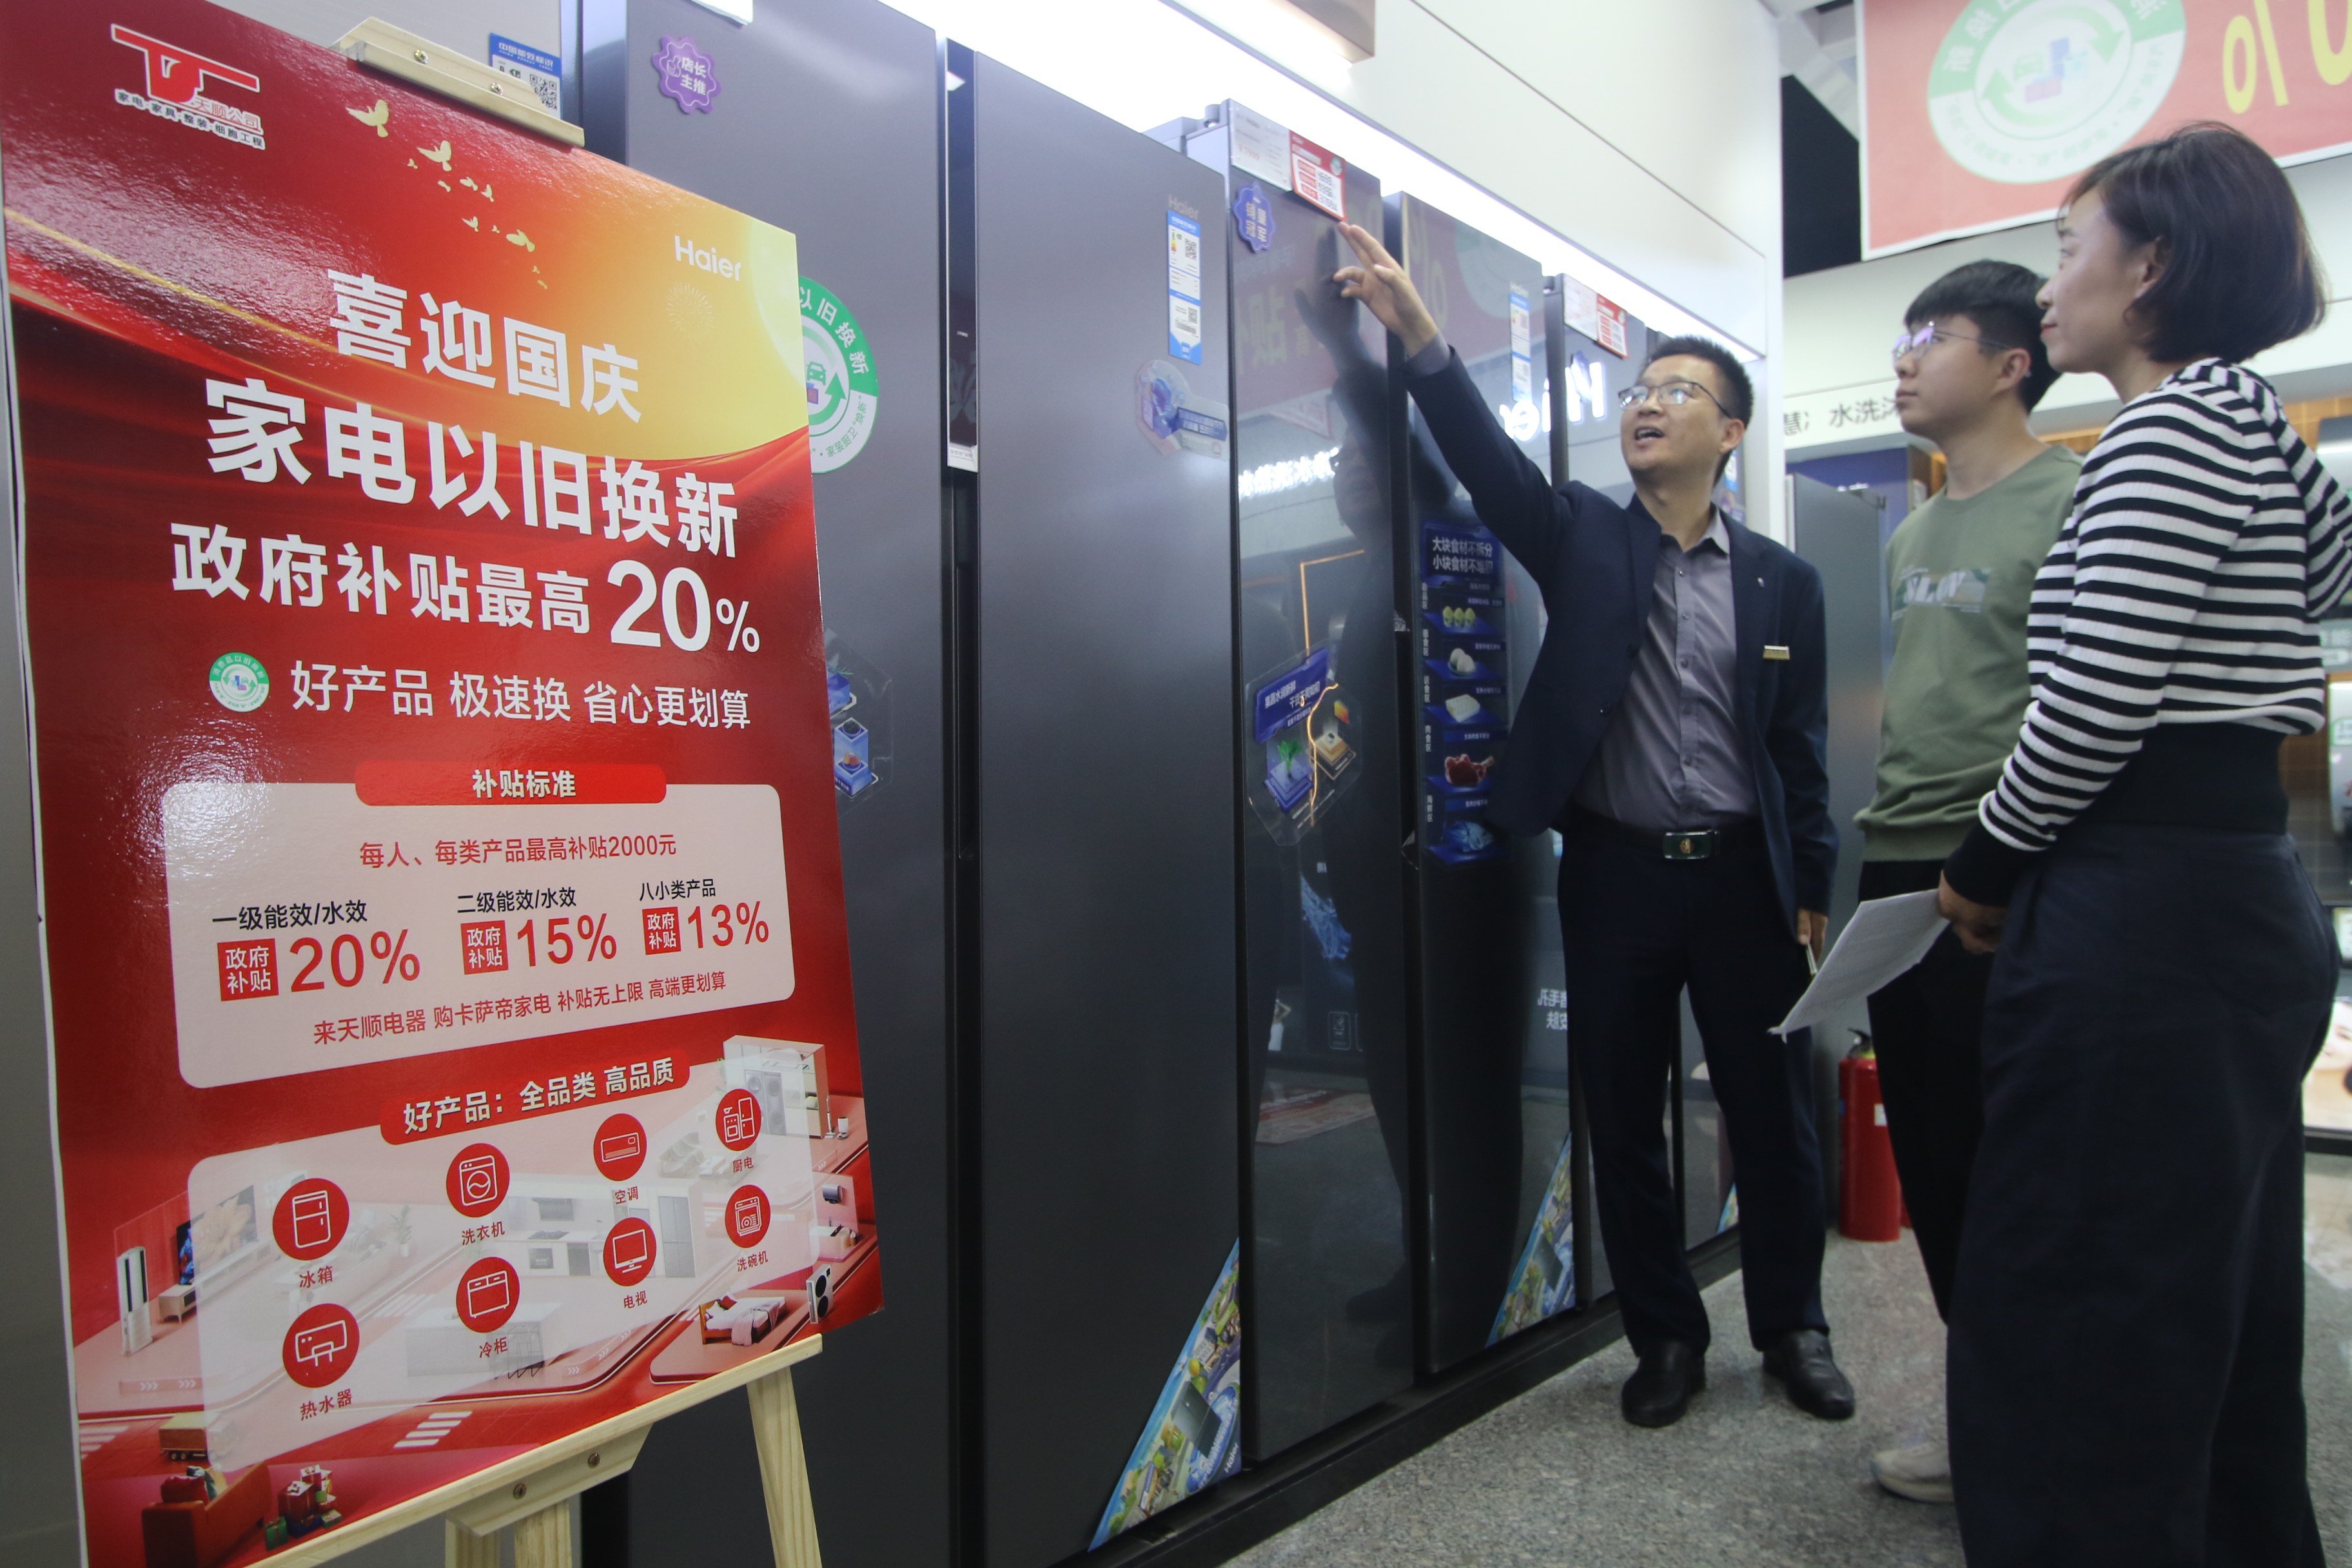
1772, 891, 1948, 1037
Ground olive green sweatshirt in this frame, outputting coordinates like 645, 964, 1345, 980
1857, 443, 2080, 861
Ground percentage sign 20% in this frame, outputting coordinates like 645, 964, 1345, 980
292, 928, 419, 991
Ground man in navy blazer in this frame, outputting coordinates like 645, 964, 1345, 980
1339, 226, 1848, 1429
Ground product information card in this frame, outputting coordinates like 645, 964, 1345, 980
0, 5, 877, 1561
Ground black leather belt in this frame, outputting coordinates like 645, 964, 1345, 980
1567, 806, 1763, 860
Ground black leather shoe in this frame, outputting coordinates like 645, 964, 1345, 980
1620, 1340, 1706, 1427
1762, 1329, 1856, 1421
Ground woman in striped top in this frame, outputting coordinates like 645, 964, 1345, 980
1934, 124, 2344, 1565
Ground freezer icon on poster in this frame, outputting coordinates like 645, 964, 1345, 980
456, 1257, 519, 1333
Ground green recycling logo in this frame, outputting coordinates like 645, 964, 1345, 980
799, 279, 879, 474
1928, 0, 2185, 186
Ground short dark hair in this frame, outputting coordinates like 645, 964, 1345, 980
2063, 121, 2326, 364
1642, 335, 1751, 480
1643, 335, 1754, 426
1904, 260, 2059, 410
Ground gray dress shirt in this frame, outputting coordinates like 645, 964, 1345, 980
1571, 508, 1756, 832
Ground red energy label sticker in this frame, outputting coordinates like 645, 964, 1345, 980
1288, 131, 1346, 221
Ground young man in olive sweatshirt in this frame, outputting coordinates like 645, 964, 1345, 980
1857, 260, 2075, 1504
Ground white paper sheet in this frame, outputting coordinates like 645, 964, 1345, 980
1771, 890, 1949, 1037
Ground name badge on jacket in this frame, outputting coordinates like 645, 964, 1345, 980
1763, 644, 1791, 662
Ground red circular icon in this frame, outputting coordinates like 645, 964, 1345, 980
455, 1257, 520, 1333
723, 1184, 771, 1248
714, 1088, 763, 1152
445, 1143, 510, 1219
271, 1178, 349, 1262
603, 1217, 658, 1286
593, 1113, 647, 1182
281, 1303, 360, 1388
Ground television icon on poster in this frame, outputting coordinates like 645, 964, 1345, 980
456, 1154, 499, 1208
610, 1226, 650, 1273
599, 1130, 642, 1166
291, 1319, 348, 1369
463, 1268, 513, 1321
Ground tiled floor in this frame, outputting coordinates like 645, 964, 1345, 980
1230, 1153, 2352, 1567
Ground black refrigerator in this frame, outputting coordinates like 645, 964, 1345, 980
1386, 195, 1572, 1370
1163, 101, 1414, 1460
576, 5, 952, 1566
953, 47, 1242, 1567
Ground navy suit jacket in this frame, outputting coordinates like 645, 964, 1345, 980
1408, 349, 1836, 930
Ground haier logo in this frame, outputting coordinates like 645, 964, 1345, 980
110, 24, 266, 150
676, 235, 741, 280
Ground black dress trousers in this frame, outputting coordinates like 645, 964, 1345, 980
1560, 825, 1828, 1357
1950, 823, 2332, 1566
1859, 856, 1992, 1322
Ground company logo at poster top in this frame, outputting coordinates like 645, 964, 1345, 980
109, 24, 266, 150
1926, 0, 2184, 186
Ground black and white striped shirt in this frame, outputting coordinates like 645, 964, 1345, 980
1974, 358, 2352, 861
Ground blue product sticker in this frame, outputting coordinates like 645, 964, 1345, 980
489, 34, 562, 115
1253, 645, 1331, 742
1233, 183, 1275, 253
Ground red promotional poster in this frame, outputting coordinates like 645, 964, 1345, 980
0, 3, 878, 1562
1861, 0, 2352, 256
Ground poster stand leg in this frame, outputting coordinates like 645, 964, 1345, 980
749, 1365, 825, 1567
434, 1365, 822, 1568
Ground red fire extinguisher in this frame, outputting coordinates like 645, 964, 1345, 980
1840, 1037, 1903, 1242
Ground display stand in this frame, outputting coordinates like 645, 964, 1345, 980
232, 1338, 825, 1568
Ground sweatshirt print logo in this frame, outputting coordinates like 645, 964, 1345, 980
1893, 566, 1989, 616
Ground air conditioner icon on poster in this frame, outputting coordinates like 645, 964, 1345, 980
730, 1193, 762, 1233
289, 1190, 335, 1253
610, 1226, 651, 1273
599, 1130, 642, 1166
456, 1154, 499, 1208
720, 1098, 759, 1147
464, 1269, 513, 1320
291, 1320, 349, 1369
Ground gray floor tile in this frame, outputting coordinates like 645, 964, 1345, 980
1231, 1153, 2352, 1567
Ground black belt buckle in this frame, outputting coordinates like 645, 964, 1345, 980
1661, 829, 1718, 861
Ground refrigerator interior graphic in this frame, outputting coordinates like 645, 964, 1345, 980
1387, 196, 1571, 1368
1166, 101, 1414, 1460
959, 52, 1242, 1567
576, 3, 951, 1565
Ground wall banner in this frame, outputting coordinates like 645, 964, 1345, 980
1861, 0, 2352, 257
0, 4, 879, 1562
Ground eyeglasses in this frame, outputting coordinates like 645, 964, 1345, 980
1615, 380, 1727, 415
1890, 323, 2017, 368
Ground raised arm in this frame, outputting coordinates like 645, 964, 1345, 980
1337, 222, 1569, 582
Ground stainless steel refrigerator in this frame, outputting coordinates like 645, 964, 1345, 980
1386, 195, 1572, 1370
1165, 101, 1415, 1461
576, 5, 951, 1564
955, 48, 1241, 1567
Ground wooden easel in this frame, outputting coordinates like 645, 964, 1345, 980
261, 1337, 825, 1568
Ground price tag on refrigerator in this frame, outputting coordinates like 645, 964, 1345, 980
1288, 132, 1346, 221
1229, 103, 1293, 190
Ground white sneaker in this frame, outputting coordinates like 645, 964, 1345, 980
1870, 1438, 1954, 1504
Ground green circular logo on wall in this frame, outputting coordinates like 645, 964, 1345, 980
1928, 0, 2186, 186
209, 651, 268, 713
799, 279, 879, 474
